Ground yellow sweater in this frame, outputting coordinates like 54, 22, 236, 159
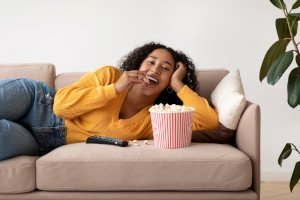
53, 66, 219, 144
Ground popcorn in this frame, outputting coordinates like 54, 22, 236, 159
129, 140, 149, 146
149, 104, 195, 148
149, 103, 195, 113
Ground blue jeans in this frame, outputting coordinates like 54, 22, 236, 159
0, 78, 66, 160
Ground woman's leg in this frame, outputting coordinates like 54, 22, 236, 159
0, 78, 66, 156
14, 79, 66, 155
0, 78, 39, 160
0, 119, 39, 160
0, 78, 34, 121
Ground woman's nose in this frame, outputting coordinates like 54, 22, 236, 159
150, 66, 161, 74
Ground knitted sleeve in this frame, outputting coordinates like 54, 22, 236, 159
53, 66, 121, 119
177, 85, 219, 130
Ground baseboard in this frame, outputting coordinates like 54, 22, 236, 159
261, 169, 293, 182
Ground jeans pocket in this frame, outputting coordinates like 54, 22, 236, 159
29, 126, 66, 156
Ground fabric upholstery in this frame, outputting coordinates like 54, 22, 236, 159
0, 190, 258, 200
0, 156, 38, 193
236, 102, 261, 197
195, 69, 229, 103
54, 72, 86, 89
0, 63, 56, 88
36, 141, 252, 191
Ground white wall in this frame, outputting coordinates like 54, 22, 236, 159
1, 0, 299, 181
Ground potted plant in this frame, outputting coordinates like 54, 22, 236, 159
260, 0, 300, 192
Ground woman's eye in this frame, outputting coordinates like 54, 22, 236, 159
147, 60, 154, 65
162, 66, 170, 71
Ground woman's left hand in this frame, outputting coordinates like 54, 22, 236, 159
170, 62, 186, 93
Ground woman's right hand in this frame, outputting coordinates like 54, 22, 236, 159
114, 70, 148, 94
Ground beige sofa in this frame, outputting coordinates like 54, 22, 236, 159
0, 64, 260, 200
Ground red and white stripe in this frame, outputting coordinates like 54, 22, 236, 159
150, 111, 194, 148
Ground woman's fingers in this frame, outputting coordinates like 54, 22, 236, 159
115, 70, 149, 93
128, 70, 147, 79
127, 71, 150, 83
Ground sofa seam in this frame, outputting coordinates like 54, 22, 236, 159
37, 185, 251, 191
37, 160, 250, 164
0, 162, 35, 169
0, 186, 35, 193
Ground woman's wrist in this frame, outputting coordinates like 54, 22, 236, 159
170, 79, 184, 93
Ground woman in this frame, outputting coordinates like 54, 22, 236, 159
0, 42, 218, 160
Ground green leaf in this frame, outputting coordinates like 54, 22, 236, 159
276, 18, 290, 39
292, 0, 300, 9
288, 67, 300, 108
260, 39, 290, 81
270, 0, 286, 10
291, 13, 300, 17
290, 161, 300, 192
278, 143, 292, 166
296, 55, 300, 66
267, 51, 293, 85
276, 18, 298, 39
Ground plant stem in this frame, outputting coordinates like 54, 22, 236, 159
292, 144, 300, 155
284, 9, 300, 58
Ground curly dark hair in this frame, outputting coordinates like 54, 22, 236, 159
118, 42, 199, 105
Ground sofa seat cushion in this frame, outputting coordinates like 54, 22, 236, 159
36, 141, 252, 191
0, 156, 38, 194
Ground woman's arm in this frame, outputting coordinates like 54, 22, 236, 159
170, 62, 219, 130
53, 66, 121, 119
177, 85, 219, 130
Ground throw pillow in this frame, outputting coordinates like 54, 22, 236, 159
192, 69, 246, 143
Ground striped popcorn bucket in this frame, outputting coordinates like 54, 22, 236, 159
150, 110, 195, 148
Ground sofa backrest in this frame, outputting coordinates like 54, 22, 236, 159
55, 68, 229, 102
0, 63, 229, 102
0, 63, 56, 88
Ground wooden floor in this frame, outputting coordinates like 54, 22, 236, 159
261, 182, 300, 200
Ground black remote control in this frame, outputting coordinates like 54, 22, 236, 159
86, 135, 128, 147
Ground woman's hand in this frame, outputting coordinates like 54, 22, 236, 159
170, 62, 186, 93
115, 70, 148, 94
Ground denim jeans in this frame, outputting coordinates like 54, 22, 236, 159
0, 78, 66, 160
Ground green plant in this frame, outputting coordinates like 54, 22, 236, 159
278, 143, 300, 192
260, 0, 300, 192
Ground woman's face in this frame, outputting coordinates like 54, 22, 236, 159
138, 48, 175, 96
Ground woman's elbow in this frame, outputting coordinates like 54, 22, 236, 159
207, 112, 219, 130
53, 103, 64, 118
53, 99, 71, 120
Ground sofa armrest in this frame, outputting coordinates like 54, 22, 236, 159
236, 101, 260, 199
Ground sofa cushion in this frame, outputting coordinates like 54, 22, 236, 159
211, 69, 247, 130
195, 68, 228, 103
0, 156, 38, 193
36, 141, 252, 191
0, 63, 56, 88
192, 70, 246, 143
54, 72, 86, 89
